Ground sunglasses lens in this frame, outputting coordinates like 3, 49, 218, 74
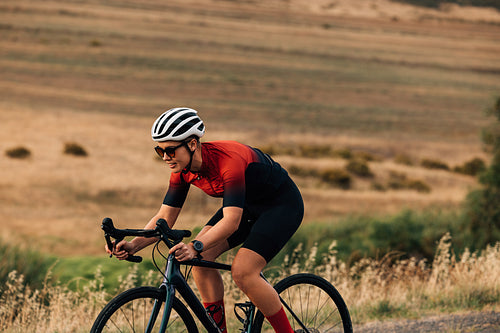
154, 146, 165, 158
165, 148, 175, 158
154, 142, 187, 159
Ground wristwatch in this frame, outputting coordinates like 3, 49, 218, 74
191, 240, 204, 254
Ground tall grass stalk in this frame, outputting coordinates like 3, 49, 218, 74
0, 235, 498, 331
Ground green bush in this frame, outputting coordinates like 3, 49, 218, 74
63, 142, 88, 157
273, 209, 465, 267
462, 97, 500, 251
0, 241, 56, 295
5, 146, 31, 159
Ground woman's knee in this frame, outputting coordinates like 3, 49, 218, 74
231, 263, 251, 290
231, 248, 266, 289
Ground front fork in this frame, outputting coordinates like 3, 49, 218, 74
156, 255, 221, 333
155, 255, 176, 333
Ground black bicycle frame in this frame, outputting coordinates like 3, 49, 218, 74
100, 218, 312, 333
157, 254, 232, 333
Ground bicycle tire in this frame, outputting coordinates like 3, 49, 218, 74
252, 273, 352, 333
90, 286, 198, 333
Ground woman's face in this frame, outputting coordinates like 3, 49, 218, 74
156, 140, 193, 173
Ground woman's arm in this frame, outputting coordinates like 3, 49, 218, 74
107, 204, 181, 260
168, 206, 243, 261
195, 206, 242, 250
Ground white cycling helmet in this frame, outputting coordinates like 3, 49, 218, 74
151, 107, 205, 142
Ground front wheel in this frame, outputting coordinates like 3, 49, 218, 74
252, 273, 353, 333
90, 286, 198, 333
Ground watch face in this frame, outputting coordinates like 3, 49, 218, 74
193, 240, 203, 253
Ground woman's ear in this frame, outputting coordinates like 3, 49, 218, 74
188, 138, 199, 152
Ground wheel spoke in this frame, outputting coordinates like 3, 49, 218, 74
91, 287, 197, 333
258, 274, 351, 333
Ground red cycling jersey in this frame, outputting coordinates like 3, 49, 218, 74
163, 141, 286, 209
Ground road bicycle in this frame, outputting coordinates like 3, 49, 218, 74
90, 217, 353, 333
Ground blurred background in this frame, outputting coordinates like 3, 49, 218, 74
1, 0, 499, 290
2, 1, 500, 331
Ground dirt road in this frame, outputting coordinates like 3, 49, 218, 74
355, 311, 500, 332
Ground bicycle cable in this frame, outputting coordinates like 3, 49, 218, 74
151, 238, 194, 282
152, 240, 169, 281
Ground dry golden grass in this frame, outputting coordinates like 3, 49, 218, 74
0, 106, 485, 256
0, 234, 498, 332
1, 0, 500, 257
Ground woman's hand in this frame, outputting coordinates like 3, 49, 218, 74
105, 240, 136, 260
169, 242, 197, 261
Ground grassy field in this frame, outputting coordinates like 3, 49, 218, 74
1, 233, 499, 331
2, 0, 500, 258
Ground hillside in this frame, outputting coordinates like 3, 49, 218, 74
1, 0, 500, 256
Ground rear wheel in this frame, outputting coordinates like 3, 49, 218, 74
91, 286, 198, 333
252, 273, 352, 333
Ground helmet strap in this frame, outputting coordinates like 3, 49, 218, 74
182, 141, 197, 174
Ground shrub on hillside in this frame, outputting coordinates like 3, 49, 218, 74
288, 165, 351, 189
320, 168, 351, 189
407, 179, 431, 193
287, 164, 317, 178
298, 144, 332, 158
63, 142, 88, 157
387, 171, 431, 193
346, 159, 373, 177
332, 148, 353, 160
454, 157, 486, 176
387, 171, 408, 190
353, 151, 380, 162
371, 181, 387, 191
5, 146, 31, 159
89, 39, 102, 47
394, 153, 414, 166
421, 158, 450, 170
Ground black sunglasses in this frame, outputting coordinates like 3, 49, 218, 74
154, 141, 188, 159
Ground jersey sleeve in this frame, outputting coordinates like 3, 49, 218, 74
163, 173, 190, 208
220, 156, 247, 208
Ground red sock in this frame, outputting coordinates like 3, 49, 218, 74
265, 307, 294, 333
204, 300, 227, 332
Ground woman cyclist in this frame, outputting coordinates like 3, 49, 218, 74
107, 107, 304, 333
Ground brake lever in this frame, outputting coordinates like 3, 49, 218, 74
104, 233, 142, 263
104, 234, 114, 258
